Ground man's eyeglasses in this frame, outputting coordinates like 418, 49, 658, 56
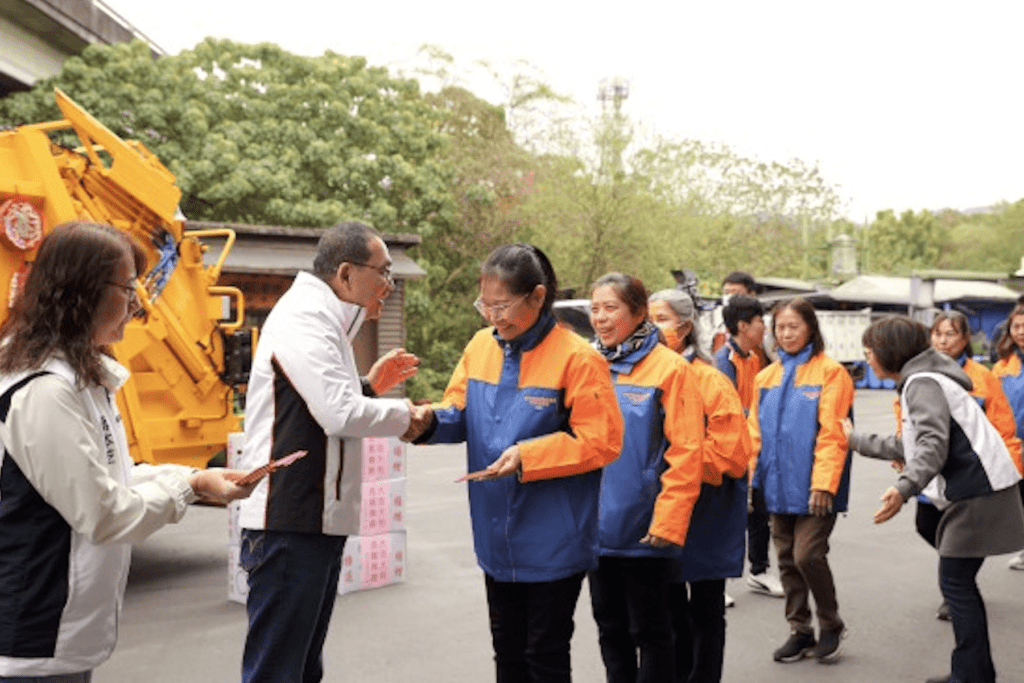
349, 262, 394, 284
473, 294, 527, 318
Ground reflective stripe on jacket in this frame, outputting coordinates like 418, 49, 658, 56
749, 345, 854, 515
429, 313, 623, 582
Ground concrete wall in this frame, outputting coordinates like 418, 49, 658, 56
0, 0, 153, 93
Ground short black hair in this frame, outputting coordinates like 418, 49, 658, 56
723, 295, 764, 336
313, 221, 382, 280
722, 270, 756, 293
862, 316, 930, 375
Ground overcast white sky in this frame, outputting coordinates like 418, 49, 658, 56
104, 0, 1023, 222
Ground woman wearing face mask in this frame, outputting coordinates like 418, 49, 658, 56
585, 274, 703, 683
415, 244, 624, 683
749, 298, 854, 665
648, 289, 751, 683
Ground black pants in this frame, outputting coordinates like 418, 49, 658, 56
589, 556, 673, 683
485, 572, 585, 683
940, 556, 995, 683
747, 487, 770, 574
669, 579, 726, 683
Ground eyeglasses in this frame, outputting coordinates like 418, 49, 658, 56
349, 262, 394, 284
474, 294, 527, 318
106, 281, 139, 303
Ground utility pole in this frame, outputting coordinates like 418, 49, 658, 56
597, 77, 630, 185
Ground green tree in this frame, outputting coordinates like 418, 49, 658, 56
864, 208, 950, 274
0, 39, 455, 235
404, 85, 538, 398
520, 100, 844, 295
941, 200, 1024, 273
1, 38, 474, 399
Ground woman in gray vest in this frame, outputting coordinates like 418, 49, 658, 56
847, 316, 1024, 683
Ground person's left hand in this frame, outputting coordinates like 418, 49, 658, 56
840, 417, 853, 439
368, 348, 420, 395
808, 489, 834, 517
474, 445, 523, 481
640, 533, 680, 548
874, 486, 904, 524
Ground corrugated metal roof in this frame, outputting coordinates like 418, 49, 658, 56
829, 275, 1019, 305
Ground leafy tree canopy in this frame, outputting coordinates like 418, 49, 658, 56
0, 39, 455, 235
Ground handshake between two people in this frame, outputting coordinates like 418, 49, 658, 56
402, 400, 435, 442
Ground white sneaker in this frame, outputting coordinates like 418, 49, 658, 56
724, 591, 735, 608
747, 571, 785, 597
1008, 551, 1024, 570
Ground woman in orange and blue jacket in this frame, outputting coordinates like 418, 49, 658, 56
993, 302, 1024, 570
416, 244, 624, 683
649, 288, 751, 683
586, 274, 703, 683
994, 303, 1024, 441
749, 298, 854, 665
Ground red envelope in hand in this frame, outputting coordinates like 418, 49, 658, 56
238, 450, 308, 485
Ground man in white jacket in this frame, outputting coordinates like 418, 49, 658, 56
238, 221, 428, 683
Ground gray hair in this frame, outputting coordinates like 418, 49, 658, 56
649, 288, 710, 363
312, 221, 381, 280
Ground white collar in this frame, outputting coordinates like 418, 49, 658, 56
293, 271, 367, 343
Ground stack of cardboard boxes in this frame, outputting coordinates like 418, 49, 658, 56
337, 436, 408, 595
227, 434, 408, 604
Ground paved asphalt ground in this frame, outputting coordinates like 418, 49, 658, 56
98, 389, 1024, 683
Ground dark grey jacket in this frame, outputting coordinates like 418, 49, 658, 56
850, 347, 1024, 557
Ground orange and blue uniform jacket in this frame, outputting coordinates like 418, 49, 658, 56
597, 331, 702, 557
961, 354, 1023, 475
714, 337, 762, 414
993, 349, 1024, 444
749, 345, 854, 515
672, 355, 753, 582
426, 313, 623, 582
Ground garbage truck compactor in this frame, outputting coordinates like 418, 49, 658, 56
0, 89, 249, 468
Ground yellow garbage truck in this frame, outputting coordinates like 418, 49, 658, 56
0, 89, 248, 469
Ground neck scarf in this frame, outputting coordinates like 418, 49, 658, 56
594, 321, 657, 363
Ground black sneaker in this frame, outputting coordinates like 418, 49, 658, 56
773, 632, 816, 662
813, 626, 846, 663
